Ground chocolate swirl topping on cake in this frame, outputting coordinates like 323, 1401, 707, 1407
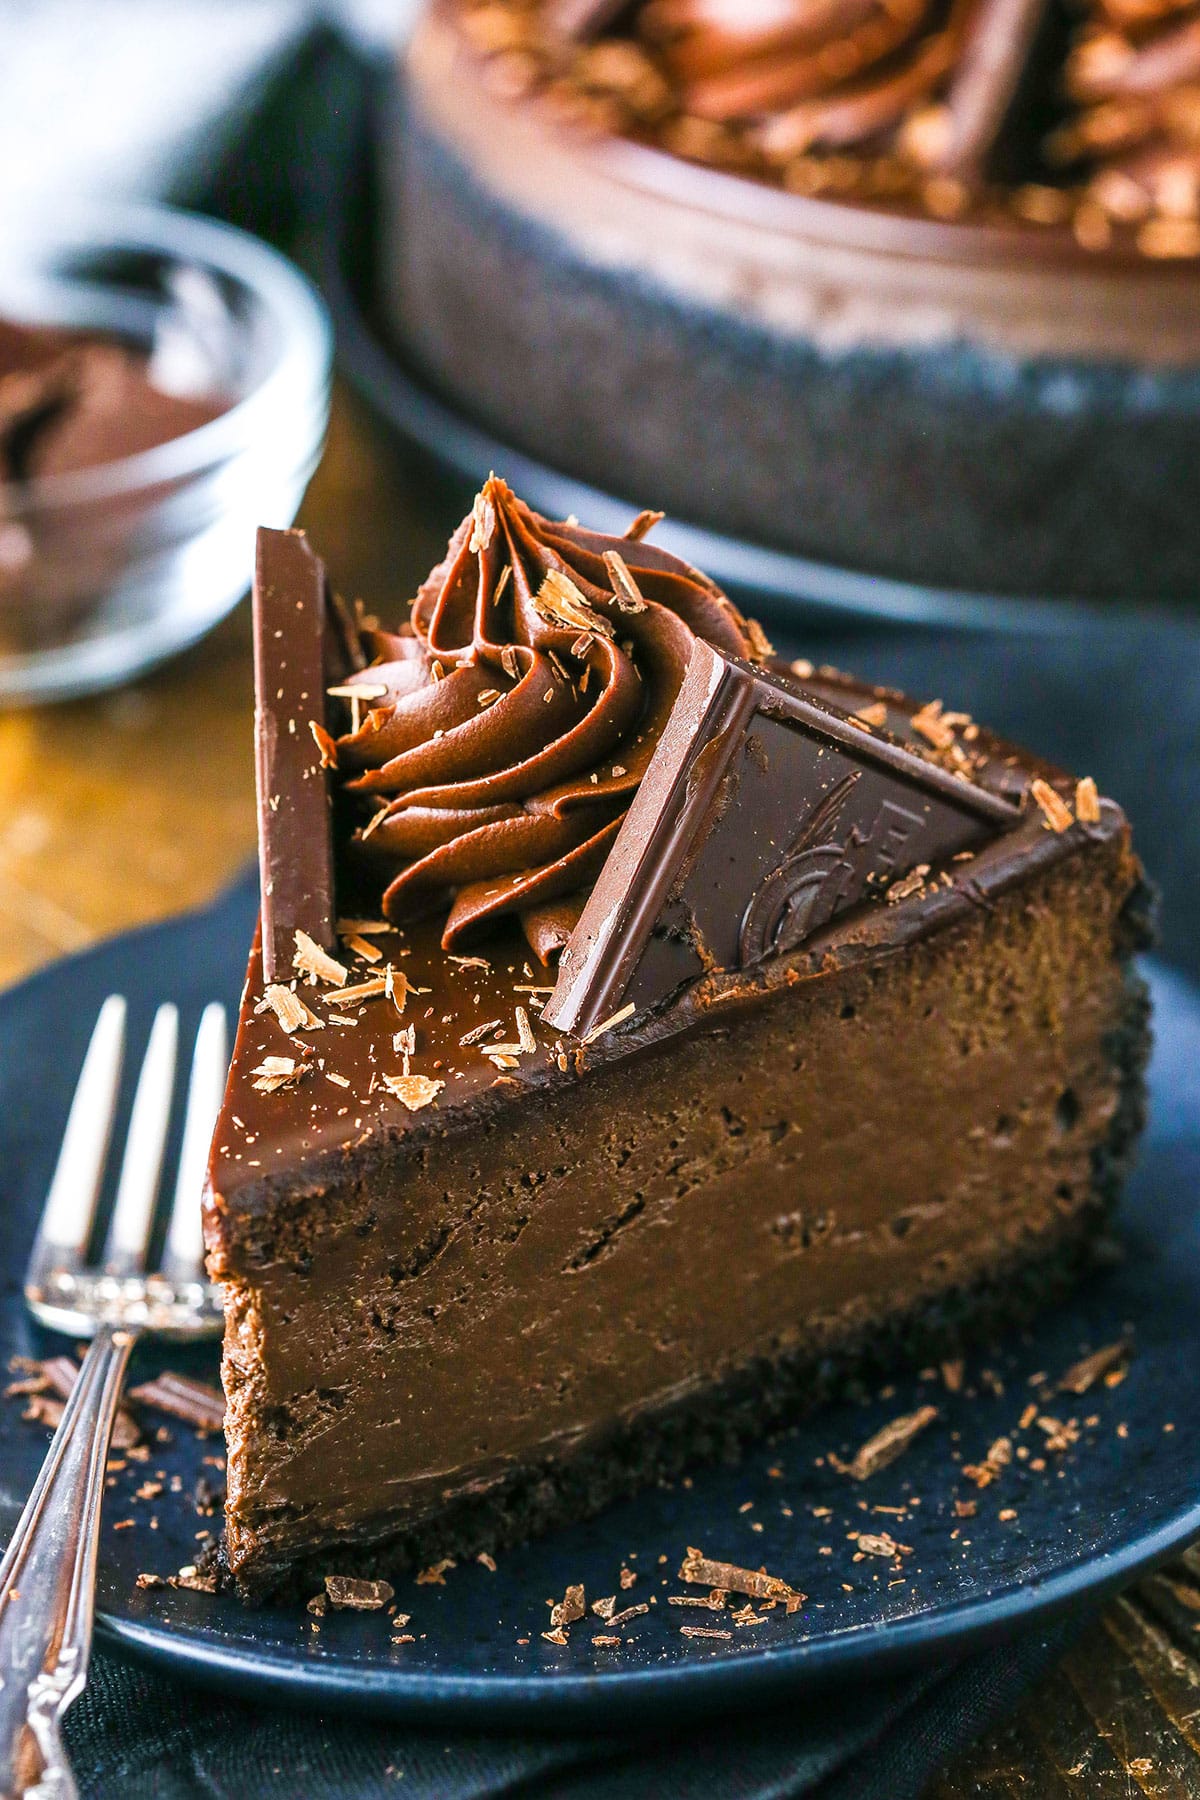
332, 479, 761, 959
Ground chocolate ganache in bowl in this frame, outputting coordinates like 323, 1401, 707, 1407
334, 478, 764, 960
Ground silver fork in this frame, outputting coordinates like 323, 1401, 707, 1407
0, 995, 227, 1800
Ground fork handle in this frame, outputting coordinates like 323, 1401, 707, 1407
0, 1324, 137, 1800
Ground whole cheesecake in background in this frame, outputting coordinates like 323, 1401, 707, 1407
383, 0, 1200, 601
203, 482, 1152, 1598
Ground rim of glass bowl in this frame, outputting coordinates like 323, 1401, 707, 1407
0, 200, 332, 511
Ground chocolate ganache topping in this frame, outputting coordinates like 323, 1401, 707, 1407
333, 478, 762, 960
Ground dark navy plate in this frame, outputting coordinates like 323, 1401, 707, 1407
2, 873, 1199, 1724
324, 258, 1182, 641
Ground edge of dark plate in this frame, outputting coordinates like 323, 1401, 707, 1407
98, 1501, 1200, 1724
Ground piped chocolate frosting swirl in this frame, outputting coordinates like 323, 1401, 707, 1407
333, 479, 761, 959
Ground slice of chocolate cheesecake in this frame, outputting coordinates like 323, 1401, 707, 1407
203, 482, 1152, 1599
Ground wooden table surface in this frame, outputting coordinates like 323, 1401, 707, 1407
2, 387, 1196, 1796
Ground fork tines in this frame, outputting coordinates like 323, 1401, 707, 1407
25, 997, 227, 1334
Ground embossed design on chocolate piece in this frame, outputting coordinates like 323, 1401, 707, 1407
544, 641, 1021, 1038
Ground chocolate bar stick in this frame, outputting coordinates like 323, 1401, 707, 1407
253, 528, 337, 983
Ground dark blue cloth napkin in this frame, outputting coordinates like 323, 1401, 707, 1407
63, 1612, 1082, 1799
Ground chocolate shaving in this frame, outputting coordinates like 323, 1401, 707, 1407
127, 1373, 225, 1433
381, 1073, 445, 1111
460, 1018, 504, 1046
605, 1601, 649, 1628
1057, 1340, 1130, 1394
602, 550, 648, 613
293, 929, 349, 987
855, 1531, 909, 1558
830, 1404, 939, 1479
678, 1548, 802, 1603
250, 1055, 310, 1094
415, 1558, 455, 1585
624, 507, 665, 541
256, 985, 324, 1034
1030, 777, 1074, 832
343, 933, 383, 963
309, 720, 338, 771
326, 975, 390, 1006
549, 1583, 586, 1628
325, 1575, 395, 1610
1075, 776, 1102, 825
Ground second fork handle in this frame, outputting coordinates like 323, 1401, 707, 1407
0, 1323, 137, 1800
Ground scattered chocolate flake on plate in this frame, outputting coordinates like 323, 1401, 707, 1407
325, 1575, 395, 1611
1057, 1341, 1131, 1395
415, 1558, 456, 1586
678, 1548, 803, 1604
830, 1404, 939, 1480
605, 1602, 649, 1628
548, 1583, 586, 1629
126, 1373, 225, 1433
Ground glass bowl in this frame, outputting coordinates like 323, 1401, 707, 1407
0, 202, 332, 704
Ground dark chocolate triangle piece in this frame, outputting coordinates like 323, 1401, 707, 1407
253, 527, 337, 983
543, 642, 1021, 1038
